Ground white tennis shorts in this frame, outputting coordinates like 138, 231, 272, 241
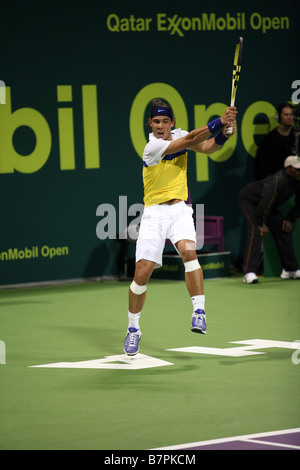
136, 201, 196, 268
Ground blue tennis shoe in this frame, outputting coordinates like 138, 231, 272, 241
191, 309, 207, 334
124, 328, 142, 356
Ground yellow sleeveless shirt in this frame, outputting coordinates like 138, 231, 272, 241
142, 129, 188, 207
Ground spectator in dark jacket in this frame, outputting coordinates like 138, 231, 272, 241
255, 102, 294, 180
238, 155, 300, 284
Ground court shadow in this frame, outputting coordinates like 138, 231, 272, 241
218, 349, 293, 366
0, 300, 51, 306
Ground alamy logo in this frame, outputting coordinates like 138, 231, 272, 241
96, 196, 205, 249
291, 340, 300, 365
0, 340, 6, 364
291, 80, 300, 104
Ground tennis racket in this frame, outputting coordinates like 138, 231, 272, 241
227, 36, 243, 134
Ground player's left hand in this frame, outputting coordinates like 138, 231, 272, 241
223, 121, 236, 136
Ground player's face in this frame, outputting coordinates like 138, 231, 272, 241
280, 107, 294, 127
149, 116, 175, 141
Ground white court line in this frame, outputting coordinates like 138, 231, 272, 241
151, 427, 300, 450
241, 438, 300, 450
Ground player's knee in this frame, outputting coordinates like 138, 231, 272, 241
133, 260, 153, 287
130, 280, 147, 295
177, 240, 196, 262
184, 259, 201, 272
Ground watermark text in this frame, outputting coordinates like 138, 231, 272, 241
96, 196, 205, 249
0, 340, 6, 364
291, 340, 300, 365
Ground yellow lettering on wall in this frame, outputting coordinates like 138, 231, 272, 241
57, 85, 75, 170
0, 85, 100, 174
0, 87, 51, 174
194, 103, 237, 181
0, 84, 279, 177
129, 82, 188, 158
241, 101, 277, 157
82, 85, 100, 169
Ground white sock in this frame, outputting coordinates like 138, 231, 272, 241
191, 295, 205, 314
128, 311, 141, 330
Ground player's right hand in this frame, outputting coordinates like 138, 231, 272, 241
221, 106, 237, 125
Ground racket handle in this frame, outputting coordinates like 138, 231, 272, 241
227, 97, 235, 134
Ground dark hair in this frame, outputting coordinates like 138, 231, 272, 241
277, 102, 294, 122
146, 98, 175, 130
151, 98, 169, 108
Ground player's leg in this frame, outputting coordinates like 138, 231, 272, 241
124, 205, 166, 355
129, 259, 155, 314
169, 202, 206, 333
175, 239, 206, 334
124, 259, 155, 356
175, 239, 203, 296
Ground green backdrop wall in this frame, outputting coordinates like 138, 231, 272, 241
0, 0, 299, 285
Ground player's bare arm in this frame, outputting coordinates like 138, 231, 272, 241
191, 120, 237, 154
162, 106, 237, 156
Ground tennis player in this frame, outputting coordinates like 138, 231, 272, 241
124, 99, 237, 355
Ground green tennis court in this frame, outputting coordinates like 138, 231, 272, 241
0, 276, 299, 450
